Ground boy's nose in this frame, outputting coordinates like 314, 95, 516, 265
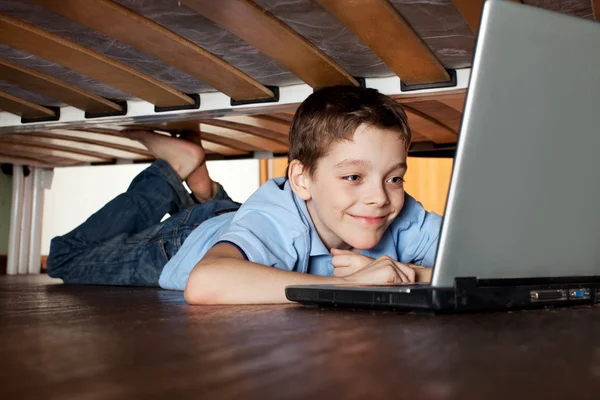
363, 183, 388, 206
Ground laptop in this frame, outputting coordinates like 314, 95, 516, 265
285, 0, 600, 312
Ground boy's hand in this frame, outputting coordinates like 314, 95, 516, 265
340, 255, 416, 284
409, 264, 433, 283
331, 248, 374, 277
331, 248, 432, 283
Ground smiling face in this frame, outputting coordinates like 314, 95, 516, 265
291, 123, 408, 251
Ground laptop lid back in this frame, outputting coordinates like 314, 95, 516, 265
432, 1, 600, 287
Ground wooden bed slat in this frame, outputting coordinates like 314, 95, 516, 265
124, 123, 254, 154
201, 118, 288, 144
0, 15, 194, 107
199, 132, 259, 153
75, 128, 151, 151
199, 123, 288, 153
0, 154, 56, 168
80, 125, 247, 157
392, 89, 467, 105
406, 101, 463, 135
0, 140, 106, 163
451, 0, 521, 35
317, 0, 449, 85
435, 94, 466, 113
0, 58, 122, 113
403, 105, 458, 144
30, 0, 274, 101
47, 129, 151, 157
266, 113, 295, 123
4, 132, 151, 160
183, 0, 359, 88
450, 0, 485, 35
0, 148, 77, 166
217, 115, 290, 136
0, 135, 117, 161
200, 140, 248, 156
131, 120, 287, 153
407, 129, 428, 142
0, 90, 56, 118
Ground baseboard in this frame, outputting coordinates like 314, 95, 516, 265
0, 255, 48, 274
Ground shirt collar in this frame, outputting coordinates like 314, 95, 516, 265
287, 180, 330, 257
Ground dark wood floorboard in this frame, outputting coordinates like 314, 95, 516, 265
1, 275, 600, 399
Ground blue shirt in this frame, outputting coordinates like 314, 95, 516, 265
159, 178, 442, 291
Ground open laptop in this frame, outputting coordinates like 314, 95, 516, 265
285, 0, 600, 312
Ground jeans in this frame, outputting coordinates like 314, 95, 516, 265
47, 159, 241, 286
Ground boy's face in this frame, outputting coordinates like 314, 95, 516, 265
303, 123, 408, 250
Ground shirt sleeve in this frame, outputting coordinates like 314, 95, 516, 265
216, 206, 302, 271
392, 193, 443, 267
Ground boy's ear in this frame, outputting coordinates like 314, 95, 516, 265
288, 159, 312, 201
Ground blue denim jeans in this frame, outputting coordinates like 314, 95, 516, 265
47, 159, 241, 286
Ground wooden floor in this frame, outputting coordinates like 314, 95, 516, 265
2, 275, 600, 399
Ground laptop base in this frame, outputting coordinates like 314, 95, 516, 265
285, 277, 600, 313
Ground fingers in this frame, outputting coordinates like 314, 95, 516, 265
330, 248, 356, 256
374, 256, 415, 283
332, 256, 365, 277
332, 253, 374, 267
336, 254, 418, 284
395, 263, 416, 282
331, 254, 357, 268
331, 255, 348, 268
333, 267, 354, 277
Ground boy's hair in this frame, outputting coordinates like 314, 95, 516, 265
288, 86, 411, 177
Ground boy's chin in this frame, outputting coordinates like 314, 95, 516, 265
342, 235, 382, 250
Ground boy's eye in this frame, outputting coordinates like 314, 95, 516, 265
387, 176, 404, 184
343, 175, 361, 182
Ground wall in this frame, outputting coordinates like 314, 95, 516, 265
0, 172, 11, 255
403, 157, 453, 215
40, 159, 259, 254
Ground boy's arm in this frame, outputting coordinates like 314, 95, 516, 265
185, 243, 420, 305
184, 243, 341, 305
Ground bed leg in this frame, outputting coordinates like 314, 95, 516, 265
7, 165, 24, 275
28, 168, 53, 274
17, 167, 34, 274
7, 166, 54, 275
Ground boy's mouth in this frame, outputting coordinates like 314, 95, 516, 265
349, 214, 387, 226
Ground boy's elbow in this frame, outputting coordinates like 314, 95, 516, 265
183, 282, 206, 305
184, 267, 220, 305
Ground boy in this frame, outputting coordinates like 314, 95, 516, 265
48, 86, 442, 305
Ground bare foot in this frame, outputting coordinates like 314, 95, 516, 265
186, 162, 218, 203
122, 130, 204, 180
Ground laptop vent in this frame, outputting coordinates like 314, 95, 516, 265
291, 289, 319, 301
390, 293, 429, 307
334, 290, 373, 304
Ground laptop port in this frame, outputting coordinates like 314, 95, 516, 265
530, 289, 567, 302
569, 288, 590, 300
